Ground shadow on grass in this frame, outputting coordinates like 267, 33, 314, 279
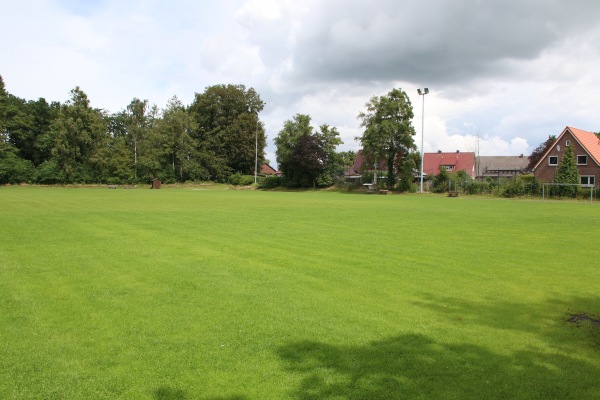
278, 332, 600, 399
154, 387, 247, 400
411, 293, 600, 350
154, 387, 187, 400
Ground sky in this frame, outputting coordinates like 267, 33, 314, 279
2, 0, 600, 167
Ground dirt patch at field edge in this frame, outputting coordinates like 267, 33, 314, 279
567, 314, 600, 326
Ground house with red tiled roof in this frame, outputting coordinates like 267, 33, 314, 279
422, 151, 476, 178
260, 163, 280, 176
345, 149, 389, 183
347, 149, 476, 182
347, 150, 387, 176
532, 126, 600, 187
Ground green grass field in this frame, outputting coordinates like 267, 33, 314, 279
1, 186, 599, 399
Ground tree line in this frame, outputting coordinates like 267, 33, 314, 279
2, 74, 419, 190
0, 75, 267, 185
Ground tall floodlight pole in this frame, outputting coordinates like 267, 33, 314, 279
417, 88, 429, 193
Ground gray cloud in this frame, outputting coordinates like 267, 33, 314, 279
272, 0, 600, 86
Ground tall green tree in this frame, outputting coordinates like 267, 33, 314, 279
135, 104, 167, 182
275, 114, 312, 177
275, 114, 343, 188
0, 79, 35, 184
3, 95, 34, 159
314, 124, 343, 187
554, 144, 579, 197
28, 98, 59, 166
357, 88, 417, 190
0, 138, 34, 184
155, 96, 199, 182
49, 87, 108, 182
0, 74, 58, 169
125, 98, 151, 181
290, 133, 326, 187
189, 84, 265, 180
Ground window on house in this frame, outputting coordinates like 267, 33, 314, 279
441, 165, 455, 171
577, 155, 587, 165
566, 140, 571, 146
581, 176, 595, 187
549, 156, 558, 166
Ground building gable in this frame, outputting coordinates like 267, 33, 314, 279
260, 163, 279, 176
532, 126, 600, 187
533, 126, 600, 171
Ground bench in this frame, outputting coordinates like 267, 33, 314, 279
363, 183, 377, 193
448, 191, 459, 197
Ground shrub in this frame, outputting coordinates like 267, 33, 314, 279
258, 176, 282, 189
396, 178, 417, 193
239, 175, 255, 186
465, 181, 483, 194
34, 160, 65, 184
228, 173, 255, 186
432, 167, 449, 193
502, 177, 526, 198
0, 155, 34, 184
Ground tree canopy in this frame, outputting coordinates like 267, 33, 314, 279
275, 114, 343, 188
0, 75, 268, 184
357, 88, 417, 190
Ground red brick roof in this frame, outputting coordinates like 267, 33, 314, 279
260, 163, 278, 175
349, 149, 388, 175
567, 126, 600, 165
422, 152, 476, 177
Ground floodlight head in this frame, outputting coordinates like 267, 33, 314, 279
417, 89, 422, 95
424, 88, 429, 94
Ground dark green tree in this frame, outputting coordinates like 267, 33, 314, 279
189, 84, 265, 180
3, 95, 34, 160
155, 96, 199, 182
554, 144, 579, 197
93, 111, 135, 183
275, 114, 312, 176
28, 98, 59, 166
221, 113, 264, 175
48, 87, 108, 182
134, 104, 166, 182
527, 135, 556, 171
396, 151, 420, 192
123, 98, 154, 181
275, 114, 313, 187
275, 114, 343, 188
357, 88, 417, 190
314, 124, 343, 187
290, 133, 327, 187
0, 139, 34, 184
0, 76, 58, 169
